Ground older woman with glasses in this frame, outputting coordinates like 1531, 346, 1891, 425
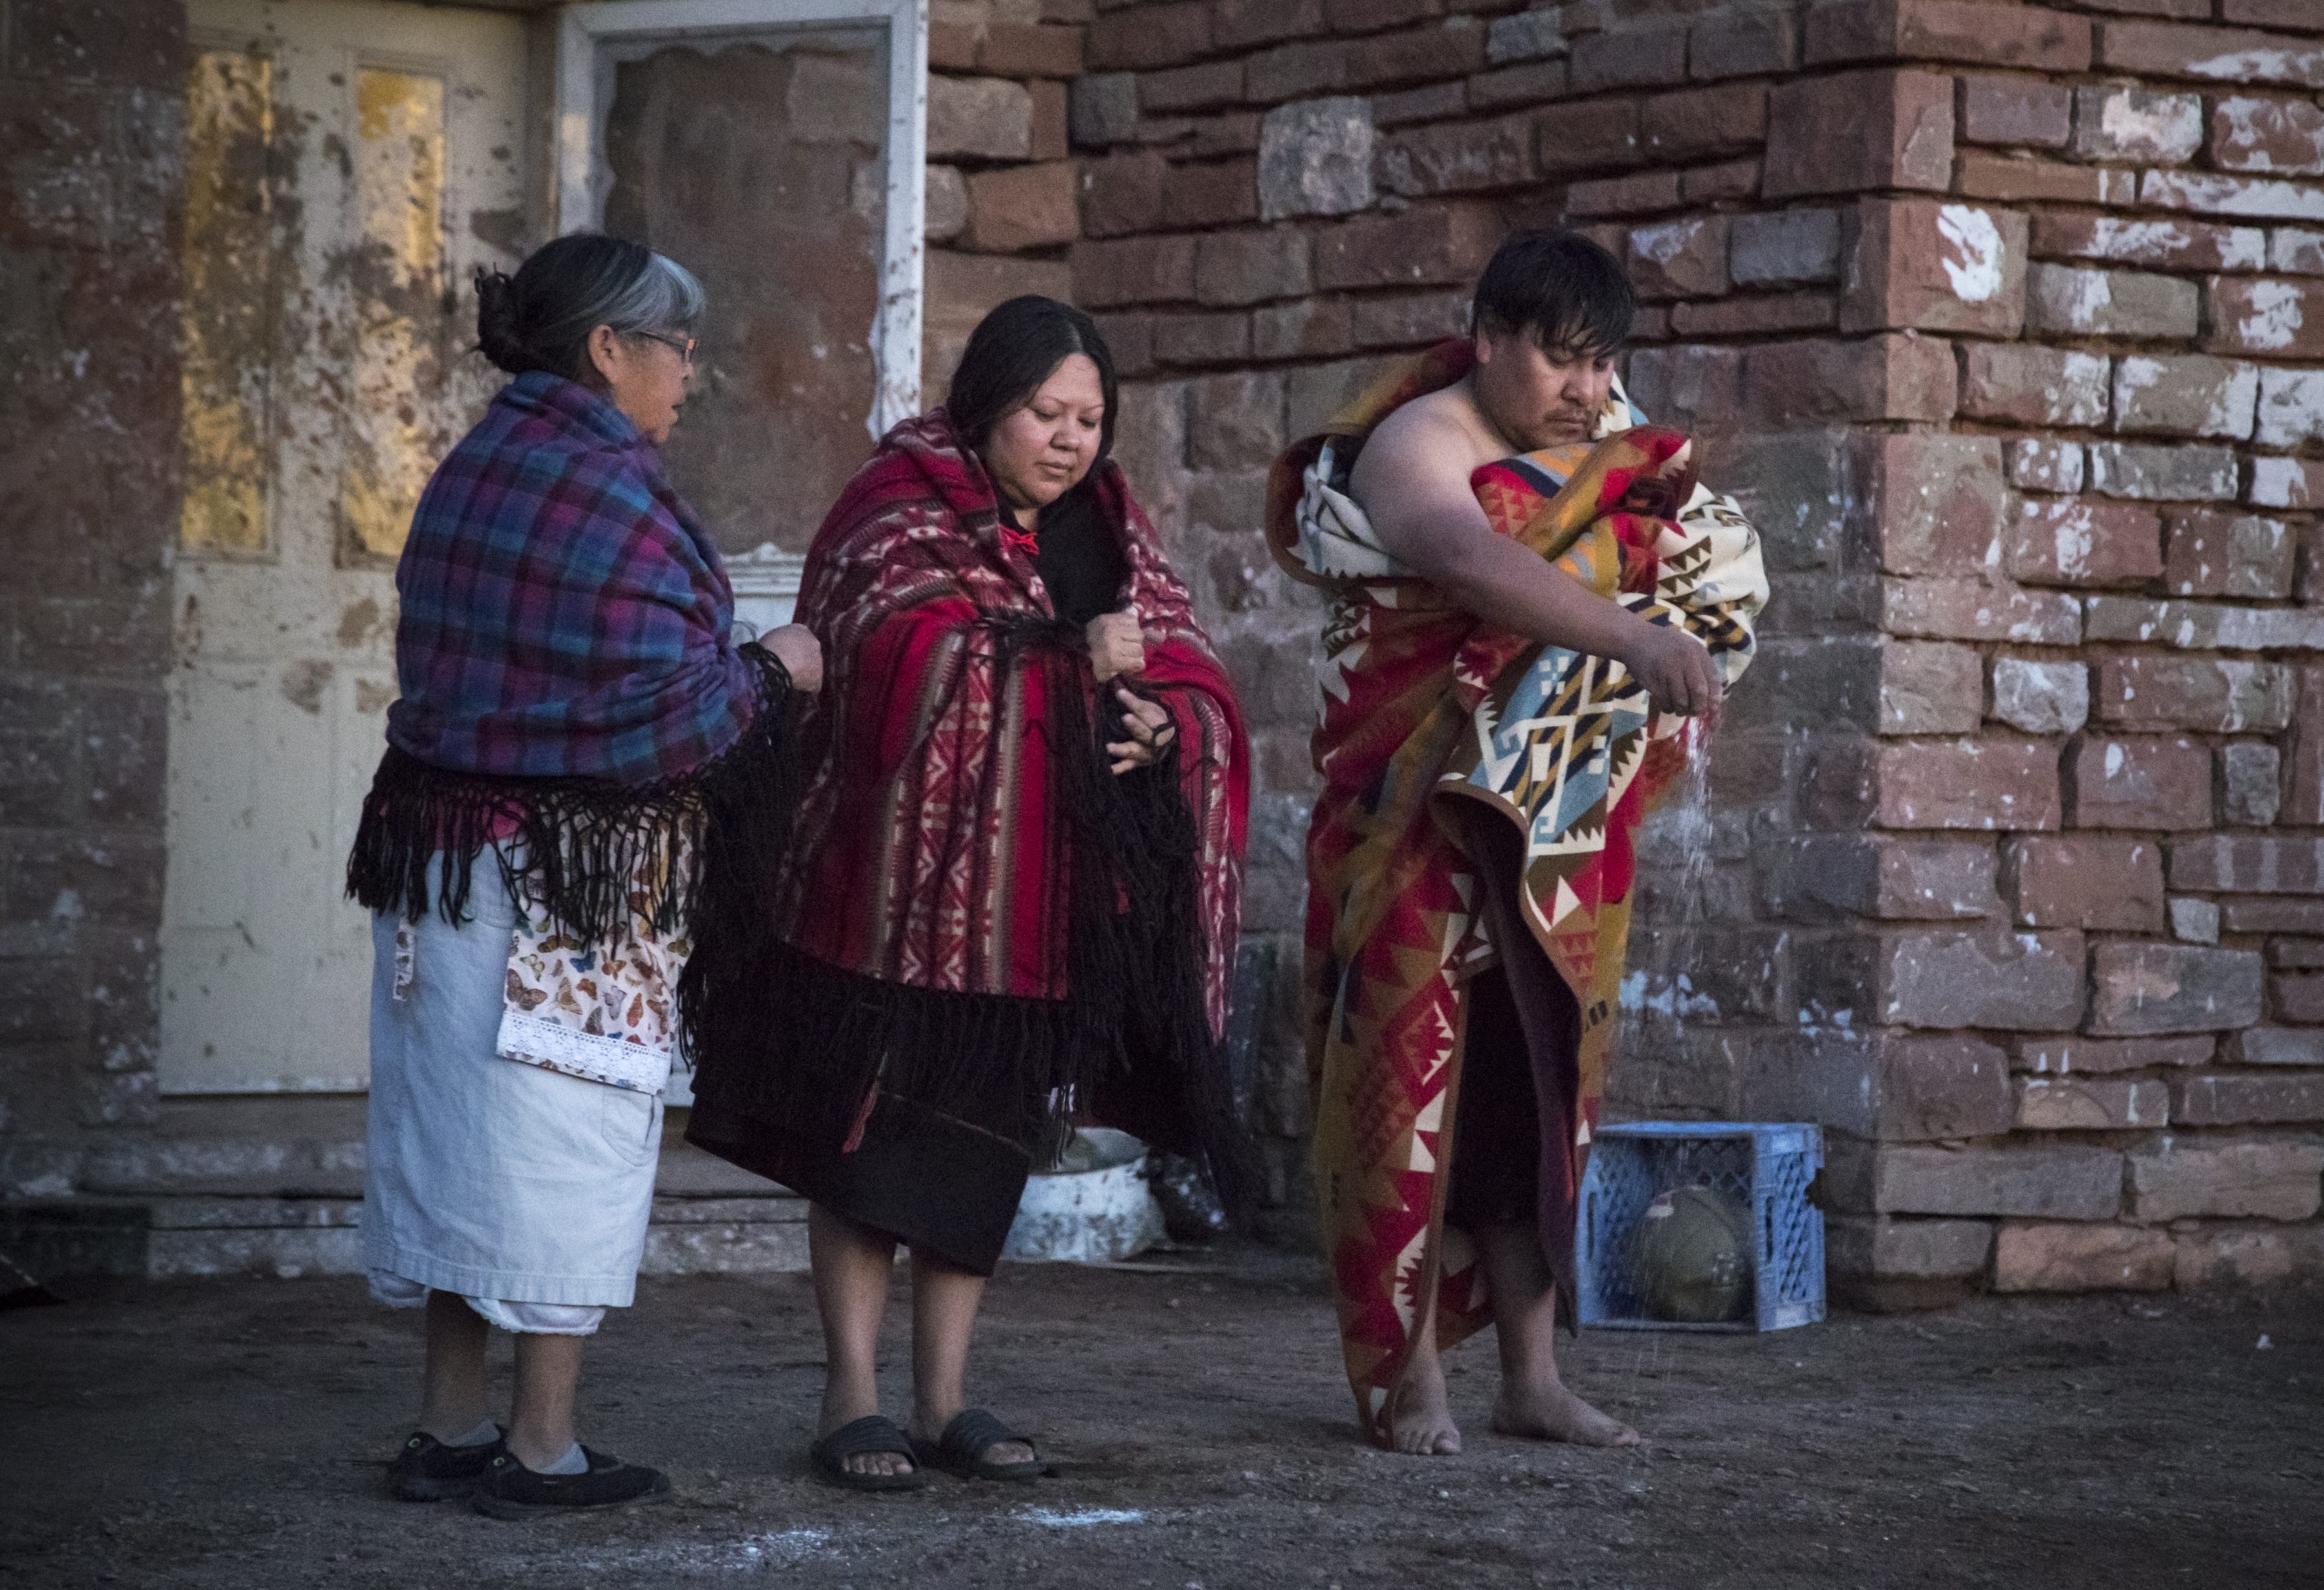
347, 232, 819, 1518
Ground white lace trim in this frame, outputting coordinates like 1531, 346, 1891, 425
495, 1009, 673, 1096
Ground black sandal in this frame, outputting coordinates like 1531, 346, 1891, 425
912, 1409, 1043, 1483
811, 1414, 929, 1492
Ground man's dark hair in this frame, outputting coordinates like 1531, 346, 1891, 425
1470, 229, 1635, 358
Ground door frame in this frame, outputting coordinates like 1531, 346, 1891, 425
551, 0, 928, 438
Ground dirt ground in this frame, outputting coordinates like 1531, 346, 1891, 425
3, 1251, 2318, 1590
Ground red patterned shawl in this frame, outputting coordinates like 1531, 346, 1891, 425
686, 413, 1250, 1174
780, 411, 1249, 1037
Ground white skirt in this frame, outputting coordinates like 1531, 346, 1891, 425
363, 853, 663, 1308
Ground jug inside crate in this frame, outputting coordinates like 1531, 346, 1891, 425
1575, 1122, 1825, 1333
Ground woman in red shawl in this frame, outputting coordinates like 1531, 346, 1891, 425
685, 297, 1250, 1489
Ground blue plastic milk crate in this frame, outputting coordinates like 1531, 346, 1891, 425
1575, 1121, 1825, 1333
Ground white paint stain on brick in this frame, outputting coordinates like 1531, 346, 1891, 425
2251, 456, 2319, 509
2082, 218, 2199, 264
2217, 362, 2261, 438
2214, 97, 2314, 175
2095, 88, 2202, 163
1633, 218, 1703, 265
2059, 350, 2110, 424
2183, 45, 2324, 87
2221, 228, 2272, 270
2236, 280, 2305, 350
2047, 267, 2112, 329
2009, 438, 2084, 493
2051, 507, 2094, 578
2274, 228, 2324, 273
2256, 367, 2324, 449
1937, 205, 2004, 302
2142, 169, 2324, 223
2114, 356, 2262, 440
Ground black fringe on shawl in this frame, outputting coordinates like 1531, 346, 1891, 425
682, 617, 1257, 1221
344, 646, 802, 962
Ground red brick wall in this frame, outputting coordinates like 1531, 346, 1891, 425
923, 0, 1090, 392
0, 0, 185, 1197
1046, 0, 2324, 1292
10, 0, 2322, 1301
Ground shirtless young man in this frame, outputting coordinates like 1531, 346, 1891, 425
1345, 232, 1718, 1455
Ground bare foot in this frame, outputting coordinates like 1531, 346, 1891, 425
1385, 1351, 1462, 1456
1491, 1380, 1640, 1447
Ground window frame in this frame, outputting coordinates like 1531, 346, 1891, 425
552, 0, 928, 436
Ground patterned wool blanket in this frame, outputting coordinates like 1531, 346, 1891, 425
684, 411, 1252, 1173
1265, 340, 1766, 1445
349, 371, 797, 1096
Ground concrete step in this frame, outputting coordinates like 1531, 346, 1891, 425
6, 1096, 811, 1281
642, 1196, 809, 1275
3, 1189, 811, 1281
85, 1101, 785, 1200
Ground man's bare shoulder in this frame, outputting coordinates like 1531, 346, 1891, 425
1352, 382, 1505, 504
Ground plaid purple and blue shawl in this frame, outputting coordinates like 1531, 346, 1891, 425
351, 372, 796, 945
386, 371, 757, 786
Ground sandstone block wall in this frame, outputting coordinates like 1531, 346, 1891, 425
1043, 0, 2324, 1296
0, 0, 184, 1201
923, 0, 1092, 391
7, 0, 2323, 1304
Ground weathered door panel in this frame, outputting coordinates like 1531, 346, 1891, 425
163, 0, 529, 1094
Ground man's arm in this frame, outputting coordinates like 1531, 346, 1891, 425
1349, 407, 1722, 717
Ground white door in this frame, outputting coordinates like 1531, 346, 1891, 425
161, 0, 530, 1094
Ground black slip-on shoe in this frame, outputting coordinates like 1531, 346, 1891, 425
387, 1429, 505, 1501
469, 1446, 673, 1520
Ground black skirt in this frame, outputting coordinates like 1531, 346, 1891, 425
687, 1087, 1034, 1277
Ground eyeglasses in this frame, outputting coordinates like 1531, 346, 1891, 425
629, 329, 696, 365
